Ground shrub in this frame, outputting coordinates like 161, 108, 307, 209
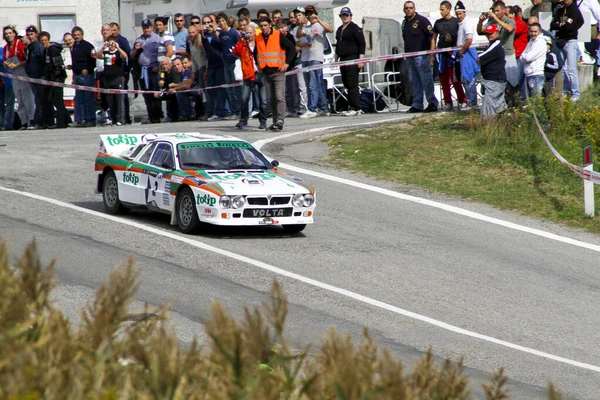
0, 240, 563, 399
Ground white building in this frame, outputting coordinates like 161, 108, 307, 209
0, 0, 117, 45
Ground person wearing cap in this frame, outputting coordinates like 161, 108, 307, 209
478, 24, 507, 120
544, 36, 561, 93
254, 16, 296, 130
132, 19, 162, 124
519, 22, 547, 97
477, 2, 517, 102
25, 25, 46, 129
4, 26, 36, 130
550, 0, 584, 101
70, 26, 96, 127
431, 1, 466, 111
334, 7, 366, 116
453, 0, 480, 109
306, 5, 333, 33
402, 1, 439, 113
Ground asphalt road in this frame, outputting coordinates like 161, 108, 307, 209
1, 113, 600, 399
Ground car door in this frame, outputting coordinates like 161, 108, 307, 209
145, 142, 176, 212
117, 142, 156, 205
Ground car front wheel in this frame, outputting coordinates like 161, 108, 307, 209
102, 170, 128, 215
177, 187, 201, 234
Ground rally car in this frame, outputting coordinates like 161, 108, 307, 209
94, 133, 316, 233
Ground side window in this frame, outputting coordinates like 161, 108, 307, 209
138, 142, 157, 164
150, 143, 174, 168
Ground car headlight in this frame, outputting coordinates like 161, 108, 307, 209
220, 195, 232, 209
232, 195, 246, 209
303, 194, 315, 207
292, 194, 305, 207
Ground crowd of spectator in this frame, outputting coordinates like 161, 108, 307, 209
0, 0, 589, 130
0, 5, 367, 132
404, 0, 586, 121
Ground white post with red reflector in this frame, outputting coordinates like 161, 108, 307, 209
583, 146, 594, 217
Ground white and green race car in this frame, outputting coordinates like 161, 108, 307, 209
94, 133, 316, 233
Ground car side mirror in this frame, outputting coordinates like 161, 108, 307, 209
271, 160, 279, 168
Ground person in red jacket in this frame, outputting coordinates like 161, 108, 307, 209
232, 25, 268, 129
509, 5, 529, 101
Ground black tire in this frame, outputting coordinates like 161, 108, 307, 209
282, 224, 306, 233
176, 187, 201, 234
102, 170, 129, 215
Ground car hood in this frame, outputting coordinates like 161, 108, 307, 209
183, 169, 314, 195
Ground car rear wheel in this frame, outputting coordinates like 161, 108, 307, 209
282, 224, 306, 233
102, 170, 128, 215
177, 187, 201, 234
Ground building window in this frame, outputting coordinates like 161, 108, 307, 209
39, 14, 76, 43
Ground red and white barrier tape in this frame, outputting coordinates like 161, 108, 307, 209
532, 113, 600, 184
0, 46, 462, 96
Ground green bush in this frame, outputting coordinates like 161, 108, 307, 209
0, 240, 563, 399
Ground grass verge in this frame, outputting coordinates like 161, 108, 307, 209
324, 87, 600, 234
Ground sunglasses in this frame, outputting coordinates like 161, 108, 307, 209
175, 19, 184, 22
191, 21, 201, 24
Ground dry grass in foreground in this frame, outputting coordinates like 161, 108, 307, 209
0, 240, 563, 399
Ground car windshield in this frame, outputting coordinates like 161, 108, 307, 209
177, 141, 273, 170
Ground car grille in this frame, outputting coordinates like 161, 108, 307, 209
246, 196, 291, 206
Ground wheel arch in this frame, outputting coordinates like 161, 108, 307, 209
98, 166, 116, 193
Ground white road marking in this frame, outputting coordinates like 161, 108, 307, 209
1, 184, 600, 373
255, 126, 600, 253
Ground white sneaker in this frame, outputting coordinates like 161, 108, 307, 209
342, 110, 358, 117
317, 110, 330, 117
299, 110, 318, 119
207, 115, 224, 121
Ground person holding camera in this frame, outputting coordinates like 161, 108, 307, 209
232, 25, 268, 129
201, 16, 227, 121
95, 36, 127, 126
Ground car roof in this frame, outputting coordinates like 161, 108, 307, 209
148, 132, 247, 145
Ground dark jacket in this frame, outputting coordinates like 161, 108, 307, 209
115, 34, 132, 73
26, 40, 45, 78
202, 32, 224, 69
44, 42, 67, 82
335, 21, 366, 61
551, 1, 584, 41
479, 39, 506, 82
402, 13, 435, 52
70, 39, 96, 74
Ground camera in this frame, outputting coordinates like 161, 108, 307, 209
241, 32, 251, 39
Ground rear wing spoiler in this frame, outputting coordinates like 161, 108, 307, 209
99, 134, 159, 158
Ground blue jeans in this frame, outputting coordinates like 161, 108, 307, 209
176, 92, 193, 118
562, 39, 580, 98
206, 66, 226, 118
526, 75, 545, 98
223, 63, 242, 116
306, 60, 328, 112
74, 73, 96, 123
406, 55, 438, 110
241, 74, 268, 122
3, 86, 14, 129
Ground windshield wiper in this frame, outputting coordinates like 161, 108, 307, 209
182, 162, 215, 169
226, 164, 268, 170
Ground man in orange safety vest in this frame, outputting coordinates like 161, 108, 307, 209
254, 16, 296, 131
